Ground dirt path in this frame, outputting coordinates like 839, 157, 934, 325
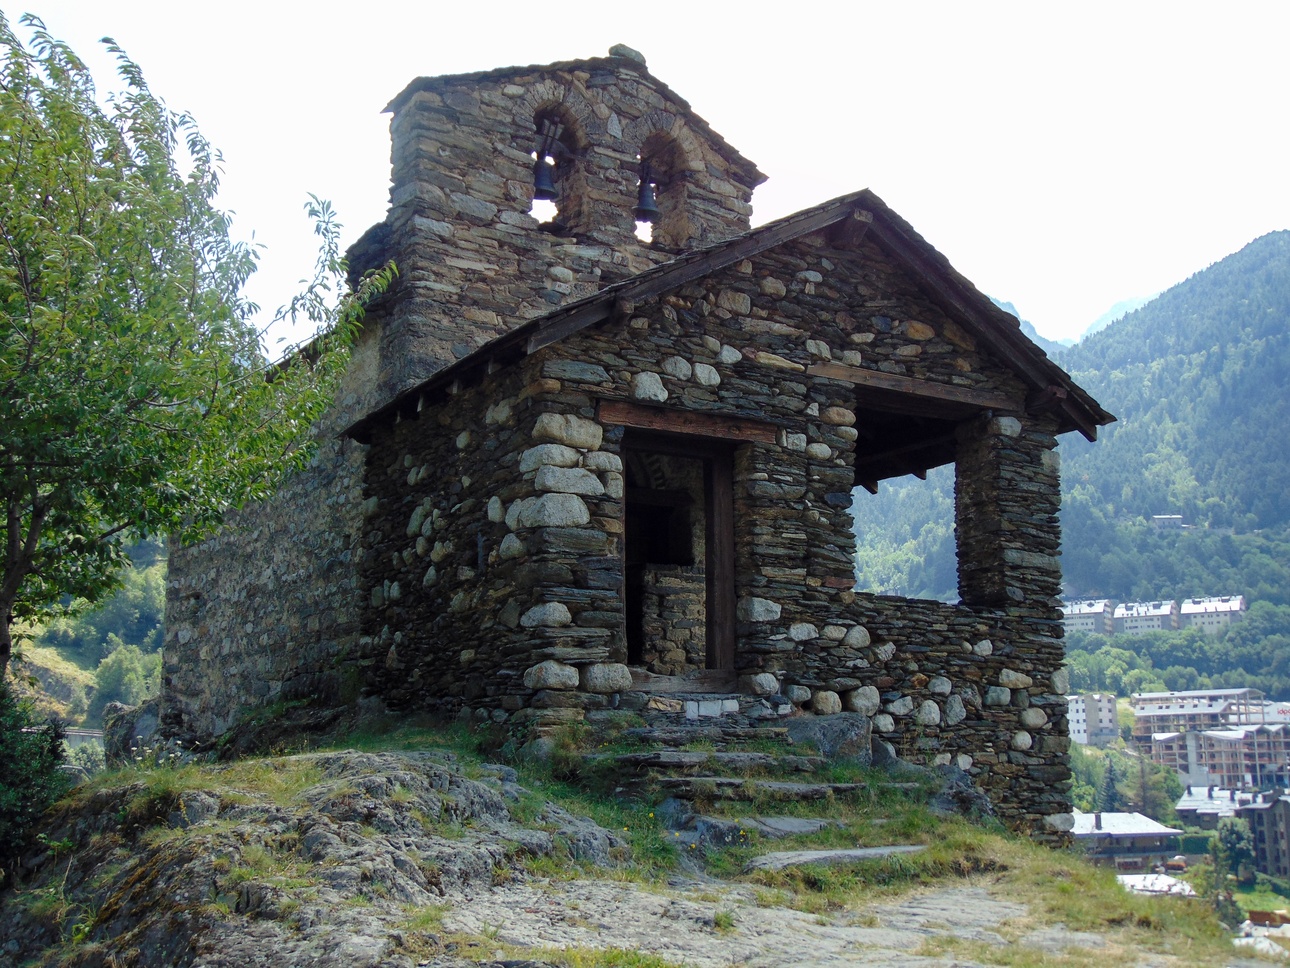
442, 880, 1173, 967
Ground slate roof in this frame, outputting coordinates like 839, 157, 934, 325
1071, 810, 1182, 837
347, 189, 1115, 445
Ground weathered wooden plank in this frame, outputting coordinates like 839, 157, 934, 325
599, 399, 779, 443
806, 363, 1015, 411
707, 453, 736, 672
526, 302, 616, 354
825, 208, 874, 249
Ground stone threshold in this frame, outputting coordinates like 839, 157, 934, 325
627, 668, 739, 694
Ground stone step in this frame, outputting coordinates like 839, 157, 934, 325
655, 776, 865, 801
631, 693, 794, 724
620, 725, 790, 748
688, 814, 842, 848
590, 749, 825, 774
743, 844, 926, 873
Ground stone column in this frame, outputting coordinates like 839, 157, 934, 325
954, 413, 1062, 608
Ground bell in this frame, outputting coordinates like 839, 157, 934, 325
633, 178, 660, 223
532, 157, 558, 201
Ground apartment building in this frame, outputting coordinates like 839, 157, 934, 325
1179, 596, 1247, 635
1060, 600, 1115, 635
1067, 693, 1120, 746
1130, 688, 1267, 752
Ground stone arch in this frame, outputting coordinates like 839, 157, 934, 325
633, 124, 699, 250
519, 97, 595, 234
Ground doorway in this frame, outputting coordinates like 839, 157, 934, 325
621, 429, 735, 675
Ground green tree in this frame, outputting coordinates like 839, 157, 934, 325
0, 16, 392, 677
86, 643, 161, 725
1095, 757, 1128, 812
1211, 816, 1255, 889
0, 684, 69, 884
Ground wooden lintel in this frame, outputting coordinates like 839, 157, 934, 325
825, 209, 874, 249
859, 480, 879, 495
806, 362, 1015, 411
598, 399, 778, 444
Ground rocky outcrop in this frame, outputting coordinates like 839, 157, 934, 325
0, 750, 624, 967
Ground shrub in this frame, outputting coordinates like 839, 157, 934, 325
0, 684, 71, 883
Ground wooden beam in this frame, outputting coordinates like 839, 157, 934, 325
806, 362, 1015, 411
599, 399, 779, 444
825, 209, 874, 249
527, 302, 616, 354
1026, 384, 1068, 411
706, 450, 736, 671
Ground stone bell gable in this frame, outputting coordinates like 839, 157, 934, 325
348, 189, 1112, 838
346, 44, 766, 410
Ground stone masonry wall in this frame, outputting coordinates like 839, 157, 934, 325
162, 333, 384, 741
359, 231, 1073, 837
640, 566, 706, 675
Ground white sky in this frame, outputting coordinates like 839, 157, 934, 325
21, 1, 1290, 344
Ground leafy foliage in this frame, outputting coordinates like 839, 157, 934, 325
0, 16, 393, 676
35, 557, 165, 665
0, 684, 69, 884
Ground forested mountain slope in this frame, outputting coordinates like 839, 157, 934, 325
854, 231, 1290, 606
1058, 230, 1290, 600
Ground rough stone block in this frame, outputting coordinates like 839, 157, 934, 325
580, 662, 633, 694
914, 700, 941, 726
984, 686, 1012, 706
844, 685, 881, 716
516, 493, 590, 528
520, 602, 573, 628
785, 685, 812, 705
740, 672, 780, 696
999, 669, 1034, 689
811, 690, 842, 715
520, 443, 581, 472
1020, 707, 1048, 729
693, 363, 720, 386
535, 465, 605, 496
885, 695, 914, 716
788, 622, 818, 642
842, 625, 871, 649
943, 695, 967, 725
631, 371, 668, 402
523, 660, 579, 690
737, 597, 781, 622
533, 412, 603, 450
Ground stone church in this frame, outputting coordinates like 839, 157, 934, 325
162, 45, 1112, 836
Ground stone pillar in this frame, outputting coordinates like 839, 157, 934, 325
954, 413, 1062, 607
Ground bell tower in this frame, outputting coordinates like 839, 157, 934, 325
347, 45, 766, 408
